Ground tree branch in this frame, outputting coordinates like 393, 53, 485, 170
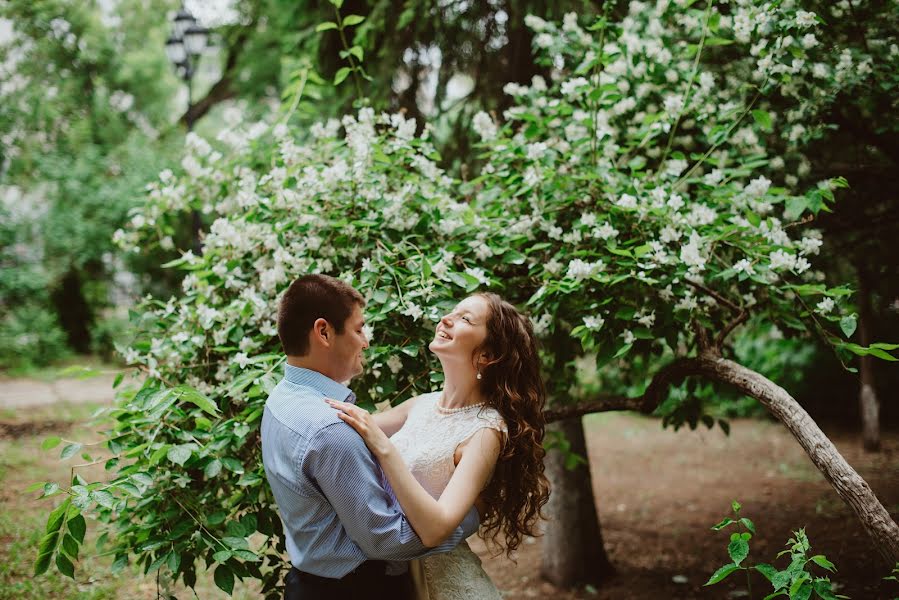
544, 356, 708, 423
715, 310, 749, 349
685, 278, 741, 313
178, 29, 251, 128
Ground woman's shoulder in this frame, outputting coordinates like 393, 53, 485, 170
475, 405, 507, 433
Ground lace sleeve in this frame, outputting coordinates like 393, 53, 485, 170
454, 408, 507, 453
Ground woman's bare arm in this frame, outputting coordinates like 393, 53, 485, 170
371, 394, 421, 437
327, 399, 501, 547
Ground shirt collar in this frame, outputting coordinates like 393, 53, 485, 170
284, 364, 356, 404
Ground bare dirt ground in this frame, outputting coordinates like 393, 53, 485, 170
2, 375, 897, 599
472, 413, 899, 600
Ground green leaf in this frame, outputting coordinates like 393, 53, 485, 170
718, 419, 731, 436
790, 573, 810, 598
91, 490, 115, 509
613, 343, 632, 358
868, 348, 898, 361
214, 564, 235, 594
740, 518, 756, 534
328, 0, 343, 7
839, 316, 857, 339
67, 514, 86, 544
213, 550, 232, 563
752, 109, 772, 131
60, 443, 82, 460
705, 563, 740, 585
809, 555, 835, 573
167, 552, 181, 573
41, 482, 59, 498
812, 579, 839, 600
221, 458, 244, 474
711, 517, 734, 531
61, 533, 79, 559
111, 554, 128, 574
147, 552, 168, 574
791, 581, 812, 600
174, 385, 219, 415
342, 14, 365, 26
55, 552, 75, 579
205, 459, 223, 478
731, 500, 742, 513
348, 45, 364, 62
233, 549, 260, 561
223, 536, 249, 550
785, 197, 807, 220
46, 499, 69, 534
870, 342, 899, 351
34, 531, 59, 576
728, 538, 750, 566
167, 445, 192, 466
334, 67, 352, 86
755, 563, 778, 582
315, 21, 338, 31
42, 436, 61, 450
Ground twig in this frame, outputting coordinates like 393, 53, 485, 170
715, 310, 749, 349
685, 279, 741, 313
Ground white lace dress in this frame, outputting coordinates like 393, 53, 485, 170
390, 392, 506, 600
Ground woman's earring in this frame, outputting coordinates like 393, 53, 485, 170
476, 371, 482, 380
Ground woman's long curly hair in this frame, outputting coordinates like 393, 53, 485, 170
472, 293, 551, 558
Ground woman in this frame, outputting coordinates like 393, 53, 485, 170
327, 292, 551, 600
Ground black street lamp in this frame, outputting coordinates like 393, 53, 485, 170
164, 4, 209, 252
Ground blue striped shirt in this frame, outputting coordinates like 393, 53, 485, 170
261, 365, 479, 578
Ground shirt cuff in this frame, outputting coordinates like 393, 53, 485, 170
460, 505, 480, 538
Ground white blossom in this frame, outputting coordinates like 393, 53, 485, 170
402, 302, 424, 321
769, 249, 797, 271
795, 10, 817, 28
733, 259, 755, 276
387, 355, 403, 374
566, 258, 605, 280
234, 352, 251, 369
472, 112, 498, 141
583, 315, 605, 331
815, 297, 835, 315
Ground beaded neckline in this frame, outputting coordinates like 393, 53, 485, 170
435, 395, 486, 415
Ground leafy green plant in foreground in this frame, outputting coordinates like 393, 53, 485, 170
706, 501, 846, 600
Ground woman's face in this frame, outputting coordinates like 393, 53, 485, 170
429, 295, 490, 366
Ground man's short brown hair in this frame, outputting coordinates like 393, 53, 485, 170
277, 274, 365, 356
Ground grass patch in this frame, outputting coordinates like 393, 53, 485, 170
0, 413, 264, 598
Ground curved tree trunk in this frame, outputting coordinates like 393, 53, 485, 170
857, 269, 881, 452
540, 416, 614, 587
700, 355, 899, 563
542, 353, 899, 565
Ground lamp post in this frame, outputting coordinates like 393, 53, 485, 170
164, 4, 209, 252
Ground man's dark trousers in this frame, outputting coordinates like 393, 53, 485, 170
283, 560, 415, 600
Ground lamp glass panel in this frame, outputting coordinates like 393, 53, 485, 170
184, 27, 207, 55
173, 11, 195, 38
165, 38, 186, 64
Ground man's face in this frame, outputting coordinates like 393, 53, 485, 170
331, 304, 368, 382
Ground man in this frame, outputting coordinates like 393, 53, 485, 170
261, 274, 479, 600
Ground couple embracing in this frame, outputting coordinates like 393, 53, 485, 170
261, 274, 551, 600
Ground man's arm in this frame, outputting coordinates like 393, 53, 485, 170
305, 423, 479, 561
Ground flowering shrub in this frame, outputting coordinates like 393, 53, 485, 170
36, 2, 899, 594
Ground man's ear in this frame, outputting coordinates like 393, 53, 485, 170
311, 318, 331, 348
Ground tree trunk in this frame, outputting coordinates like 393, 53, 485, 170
51, 268, 93, 353
540, 416, 614, 588
856, 269, 881, 452
703, 355, 899, 563
542, 353, 899, 565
